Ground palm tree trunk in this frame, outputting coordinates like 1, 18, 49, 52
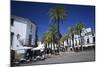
56, 18, 61, 54
45, 44, 47, 54
80, 31, 83, 51
53, 42, 55, 54
72, 34, 74, 51
66, 39, 69, 51
63, 41, 64, 47
56, 17, 60, 34
69, 38, 71, 51
51, 43, 53, 54
45, 44, 47, 49
47, 43, 49, 48
51, 43, 52, 49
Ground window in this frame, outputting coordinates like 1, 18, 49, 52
30, 24, 32, 32
11, 18, 14, 26
87, 38, 89, 44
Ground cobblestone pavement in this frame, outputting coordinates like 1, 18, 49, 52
17, 50, 95, 67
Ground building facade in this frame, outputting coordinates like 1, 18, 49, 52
64, 28, 95, 49
10, 15, 36, 53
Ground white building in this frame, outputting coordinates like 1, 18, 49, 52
10, 15, 36, 53
64, 28, 95, 48
82, 28, 95, 47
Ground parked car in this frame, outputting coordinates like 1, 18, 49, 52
32, 46, 46, 61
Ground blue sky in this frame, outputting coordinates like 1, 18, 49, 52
11, 1, 95, 40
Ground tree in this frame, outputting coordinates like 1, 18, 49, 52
42, 31, 52, 49
49, 6, 68, 53
49, 24, 57, 54
69, 26, 76, 51
60, 34, 66, 47
75, 22, 85, 51
60, 33, 70, 46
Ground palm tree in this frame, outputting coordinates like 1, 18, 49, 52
49, 6, 68, 52
60, 33, 70, 51
49, 24, 57, 54
60, 33, 69, 46
42, 31, 52, 48
60, 34, 66, 47
69, 26, 76, 51
75, 22, 85, 51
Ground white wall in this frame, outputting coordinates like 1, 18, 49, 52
26, 21, 36, 46
84, 34, 94, 44
11, 20, 27, 53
